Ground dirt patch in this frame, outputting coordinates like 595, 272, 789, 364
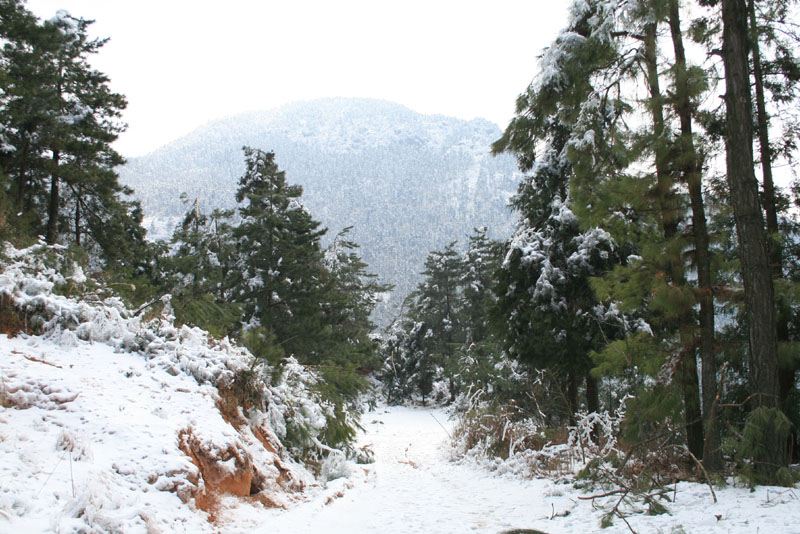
0, 305, 29, 338
178, 427, 255, 520
251, 421, 279, 454
215, 387, 247, 429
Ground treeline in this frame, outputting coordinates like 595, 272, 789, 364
0, 1, 388, 450
386, 0, 800, 486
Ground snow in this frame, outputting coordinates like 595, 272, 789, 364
0, 334, 216, 533
2, 342, 798, 534
237, 406, 799, 534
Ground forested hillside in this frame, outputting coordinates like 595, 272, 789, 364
118, 98, 522, 322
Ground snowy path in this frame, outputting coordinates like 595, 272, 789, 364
242, 406, 563, 534
229, 405, 799, 534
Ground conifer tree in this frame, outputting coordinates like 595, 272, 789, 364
460, 227, 502, 345
0, 0, 50, 219
318, 226, 392, 395
37, 11, 127, 246
0, 2, 138, 270
166, 197, 240, 337
745, 0, 800, 454
233, 147, 328, 359
721, 0, 786, 480
490, 147, 621, 420
408, 242, 465, 359
491, 1, 634, 422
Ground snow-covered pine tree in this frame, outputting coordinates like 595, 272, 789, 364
491, 1, 630, 423
491, 141, 621, 422
398, 242, 465, 403
317, 226, 392, 399
233, 147, 328, 360
0, 3, 147, 276
460, 227, 502, 346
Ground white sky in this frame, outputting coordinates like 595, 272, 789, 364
25, 1, 569, 158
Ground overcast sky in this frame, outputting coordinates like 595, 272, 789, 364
25, 1, 569, 158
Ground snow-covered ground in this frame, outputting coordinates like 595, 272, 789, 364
3, 336, 798, 534
234, 406, 799, 534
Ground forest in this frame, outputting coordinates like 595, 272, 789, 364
1, 0, 799, 522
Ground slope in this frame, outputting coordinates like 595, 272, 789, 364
0, 242, 351, 532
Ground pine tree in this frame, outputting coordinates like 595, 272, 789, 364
721, 0, 785, 480
491, 1, 633, 423
460, 227, 502, 345
411, 242, 465, 354
746, 0, 800, 459
317, 226, 392, 398
0, 0, 52, 220
0, 3, 137, 269
37, 11, 127, 246
491, 171, 621, 421
233, 147, 328, 359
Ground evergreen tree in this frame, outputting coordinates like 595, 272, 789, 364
318, 226, 392, 398
721, 0, 786, 480
396, 242, 465, 403
233, 146, 328, 359
37, 10, 127, 246
490, 164, 621, 421
408, 242, 465, 359
0, 3, 139, 271
491, 1, 630, 423
0, 0, 52, 221
460, 227, 502, 345
166, 197, 240, 337
381, 234, 503, 405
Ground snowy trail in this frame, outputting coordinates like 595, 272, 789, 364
244, 406, 560, 534
231, 405, 799, 534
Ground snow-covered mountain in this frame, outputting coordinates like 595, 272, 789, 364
119, 98, 522, 322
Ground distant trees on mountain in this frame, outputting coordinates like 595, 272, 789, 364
117, 98, 522, 325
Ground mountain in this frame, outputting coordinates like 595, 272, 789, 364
119, 98, 522, 323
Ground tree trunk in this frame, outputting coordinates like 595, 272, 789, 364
643, 22, 679, 247
721, 0, 784, 478
747, 0, 797, 458
643, 19, 704, 460
74, 196, 81, 246
586, 374, 600, 442
667, 0, 721, 471
46, 149, 60, 245
747, 0, 779, 245
677, 348, 704, 458
15, 137, 30, 211
566, 371, 577, 425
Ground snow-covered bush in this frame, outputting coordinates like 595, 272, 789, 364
450, 369, 628, 481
